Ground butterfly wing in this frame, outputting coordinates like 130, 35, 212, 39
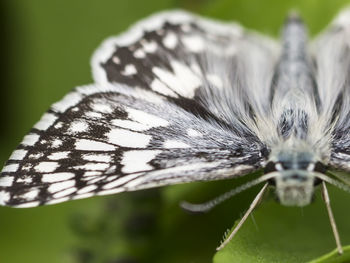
0, 84, 264, 207
92, 10, 279, 133
312, 9, 350, 172
0, 10, 277, 207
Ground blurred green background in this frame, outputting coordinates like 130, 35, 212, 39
2, 0, 350, 262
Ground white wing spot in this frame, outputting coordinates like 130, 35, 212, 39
9, 149, 28, 160
134, 49, 146, 58
126, 107, 168, 125
35, 162, 59, 173
0, 191, 10, 205
83, 171, 102, 177
141, 40, 157, 53
46, 197, 70, 205
71, 107, 79, 112
85, 111, 103, 118
47, 180, 75, 193
2, 164, 19, 173
42, 172, 75, 183
29, 153, 44, 159
91, 102, 114, 114
182, 35, 205, 52
53, 187, 77, 198
0, 176, 14, 187
75, 139, 116, 151
48, 152, 70, 160
21, 189, 40, 200
22, 134, 40, 146
34, 113, 58, 130
121, 64, 137, 76
52, 139, 63, 148
121, 150, 161, 173
163, 32, 178, 49
69, 121, 89, 133
112, 56, 120, 64
77, 185, 97, 194
107, 128, 151, 148
55, 122, 63, 129
17, 176, 33, 184
163, 140, 191, 148
74, 163, 109, 171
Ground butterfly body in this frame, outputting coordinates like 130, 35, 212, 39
242, 15, 329, 207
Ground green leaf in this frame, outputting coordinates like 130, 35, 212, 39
308, 246, 350, 263
213, 186, 350, 263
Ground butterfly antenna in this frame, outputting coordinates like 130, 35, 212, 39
217, 183, 269, 251
180, 173, 276, 213
321, 181, 343, 255
315, 172, 350, 194
327, 171, 350, 187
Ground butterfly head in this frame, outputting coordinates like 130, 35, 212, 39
274, 169, 316, 206
266, 150, 325, 206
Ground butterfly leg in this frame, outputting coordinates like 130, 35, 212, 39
216, 182, 269, 251
321, 181, 343, 255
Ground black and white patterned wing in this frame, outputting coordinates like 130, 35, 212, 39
92, 10, 279, 129
312, 9, 350, 172
0, 84, 265, 207
0, 10, 277, 207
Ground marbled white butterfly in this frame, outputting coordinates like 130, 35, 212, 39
1, 9, 350, 253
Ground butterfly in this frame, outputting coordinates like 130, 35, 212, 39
1, 8, 350, 253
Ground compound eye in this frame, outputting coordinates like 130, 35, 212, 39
269, 177, 276, 186
314, 161, 327, 173
264, 161, 277, 173
313, 177, 322, 186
